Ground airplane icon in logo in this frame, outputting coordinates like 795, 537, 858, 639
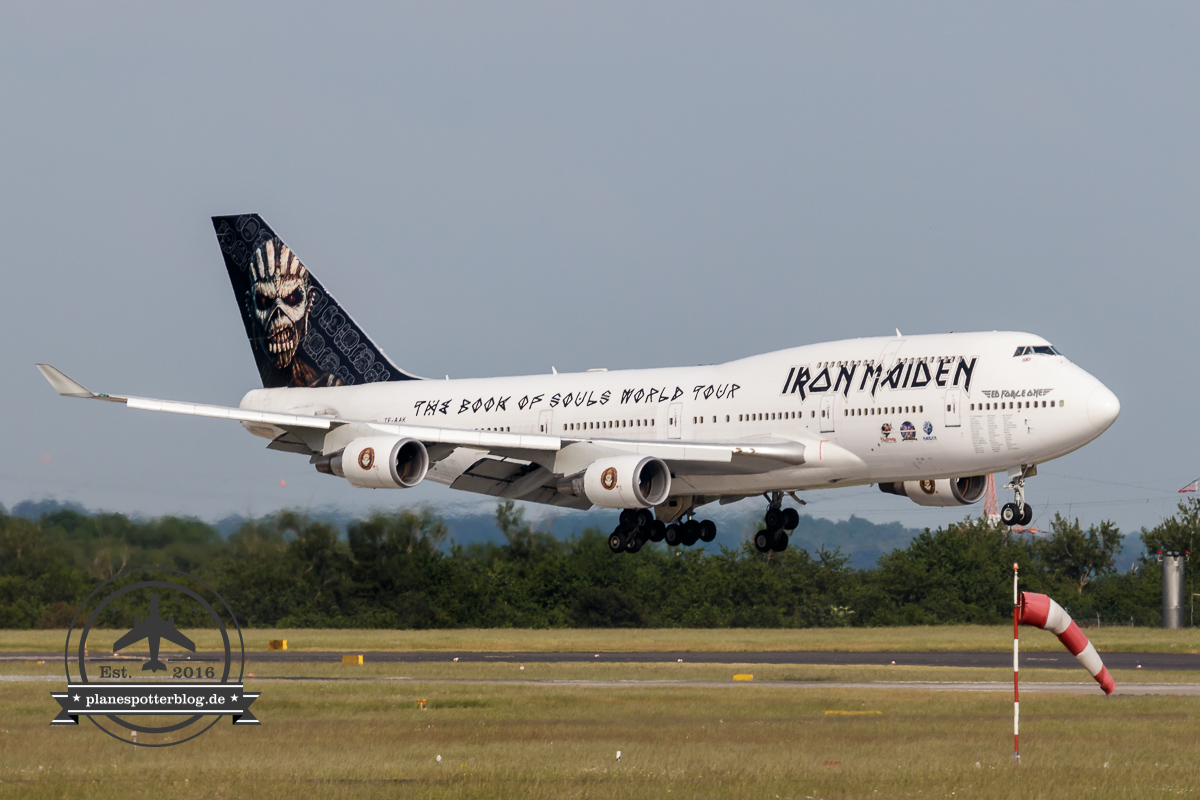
111, 593, 196, 672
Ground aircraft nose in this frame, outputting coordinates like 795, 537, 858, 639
1087, 384, 1120, 431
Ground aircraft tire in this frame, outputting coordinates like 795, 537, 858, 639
626, 535, 644, 554
754, 530, 772, 553
649, 520, 666, 542
781, 507, 800, 531
608, 530, 627, 553
1001, 503, 1020, 526
1019, 503, 1034, 526
765, 507, 783, 531
771, 531, 789, 553
664, 524, 683, 547
699, 519, 717, 542
682, 519, 701, 546
618, 509, 639, 532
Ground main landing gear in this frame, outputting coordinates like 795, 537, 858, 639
607, 509, 716, 554
1000, 468, 1034, 527
754, 492, 800, 553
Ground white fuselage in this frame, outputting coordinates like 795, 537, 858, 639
240, 330, 1119, 500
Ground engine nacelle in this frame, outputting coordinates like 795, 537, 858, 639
315, 436, 429, 489
879, 476, 987, 507
558, 455, 672, 509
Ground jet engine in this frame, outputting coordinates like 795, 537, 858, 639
557, 455, 672, 509
314, 436, 430, 489
879, 476, 987, 507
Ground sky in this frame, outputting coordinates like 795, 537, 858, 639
2, 3, 1197, 535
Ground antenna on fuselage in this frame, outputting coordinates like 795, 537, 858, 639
895, 328, 903, 337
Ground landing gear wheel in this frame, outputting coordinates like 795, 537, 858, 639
682, 519, 701, 546
1000, 503, 1020, 527
618, 509, 639, 531
664, 524, 683, 547
699, 520, 717, 543
771, 531, 789, 553
765, 507, 783, 531
1019, 503, 1033, 526
626, 535, 644, 554
635, 509, 653, 529
754, 530, 773, 553
781, 507, 800, 531
608, 531, 627, 553
649, 520, 666, 543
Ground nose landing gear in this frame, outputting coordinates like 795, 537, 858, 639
1001, 468, 1035, 527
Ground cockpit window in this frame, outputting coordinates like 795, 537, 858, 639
1014, 345, 1063, 357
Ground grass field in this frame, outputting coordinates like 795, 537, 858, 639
2, 666, 1198, 799
6, 625, 1200, 654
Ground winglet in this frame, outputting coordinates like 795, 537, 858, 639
36, 364, 103, 399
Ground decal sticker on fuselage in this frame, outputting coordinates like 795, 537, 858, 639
781, 356, 977, 401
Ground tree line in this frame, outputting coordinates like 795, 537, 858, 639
1, 498, 1196, 629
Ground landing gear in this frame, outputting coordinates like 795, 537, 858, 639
658, 513, 717, 550
1002, 468, 1035, 528
611, 510, 700, 554
757, 492, 800, 553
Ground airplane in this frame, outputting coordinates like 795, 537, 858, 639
111, 592, 197, 672
38, 214, 1120, 555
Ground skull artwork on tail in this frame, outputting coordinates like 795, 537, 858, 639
246, 238, 340, 387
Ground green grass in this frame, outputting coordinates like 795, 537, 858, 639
2, 669, 1198, 799
6, 625, 1200, 654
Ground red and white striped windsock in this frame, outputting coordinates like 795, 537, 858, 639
1018, 591, 1115, 695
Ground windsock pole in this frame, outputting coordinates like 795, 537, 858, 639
1013, 562, 1019, 764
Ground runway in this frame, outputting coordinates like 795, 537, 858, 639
4, 650, 1199, 670
3, 672, 1198, 695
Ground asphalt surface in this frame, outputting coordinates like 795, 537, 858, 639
2, 673, 1196, 695
4, 650, 1199, 670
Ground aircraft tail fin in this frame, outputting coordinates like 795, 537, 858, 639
211, 214, 422, 389
143, 659, 168, 673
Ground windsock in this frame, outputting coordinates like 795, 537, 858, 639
1018, 591, 1115, 695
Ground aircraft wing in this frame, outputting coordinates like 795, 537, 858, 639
111, 624, 147, 652
159, 625, 196, 652
36, 365, 837, 478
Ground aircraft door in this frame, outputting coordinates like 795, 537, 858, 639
944, 389, 962, 428
539, 409, 553, 434
668, 403, 682, 439
819, 395, 836, 433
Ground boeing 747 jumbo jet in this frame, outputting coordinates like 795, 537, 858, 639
38, 215, 1120, 554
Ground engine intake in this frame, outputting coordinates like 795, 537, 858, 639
879, 476, 987, 507
557, 455, 672, 509
315, 436, 429, 489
